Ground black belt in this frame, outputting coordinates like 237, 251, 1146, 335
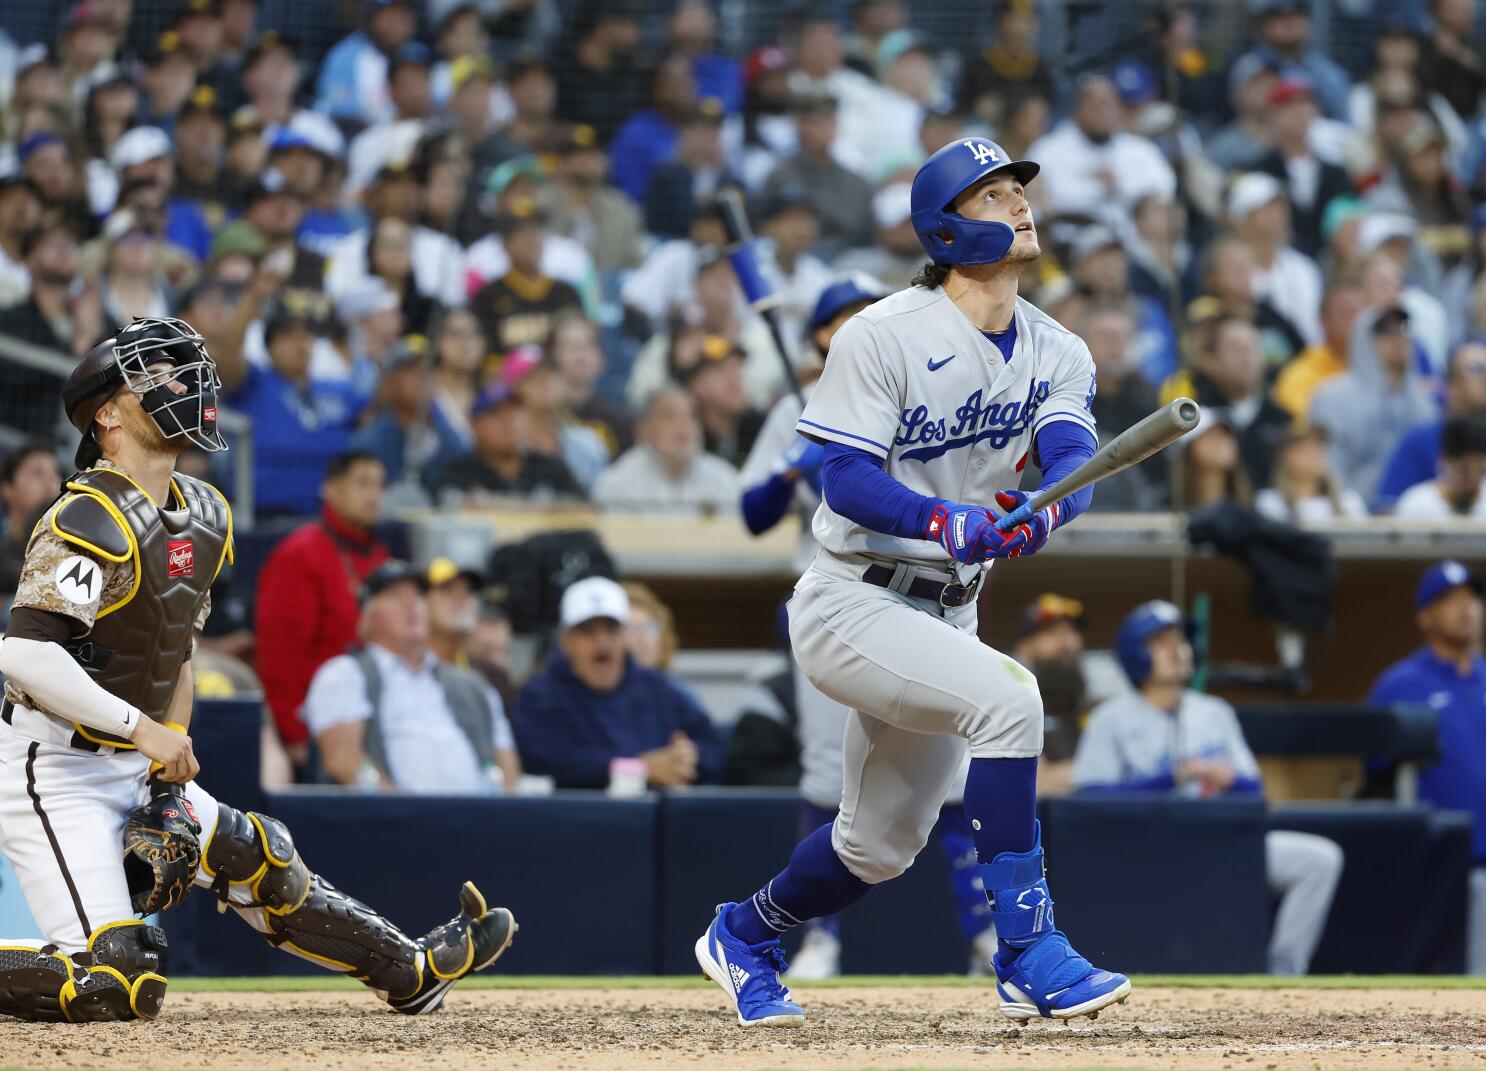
862, 563, 982, 608
1, 697, 103, 753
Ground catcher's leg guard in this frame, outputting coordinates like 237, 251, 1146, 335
0, 922, 168, 1023
202, 805, 515, 1012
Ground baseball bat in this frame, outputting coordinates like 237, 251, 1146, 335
994, 397, 1202, 531
716, 189, 805, 405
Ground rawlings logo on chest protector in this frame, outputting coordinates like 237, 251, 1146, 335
894, 378, 1051, 463
167, 540, 194, 577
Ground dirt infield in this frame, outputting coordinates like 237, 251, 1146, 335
3, 983, 1484, 1071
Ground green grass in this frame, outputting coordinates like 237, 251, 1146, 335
169, 973, 1486, 993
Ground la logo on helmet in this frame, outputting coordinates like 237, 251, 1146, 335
963, 140, 998, 165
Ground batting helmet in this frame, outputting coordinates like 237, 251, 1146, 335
62, 317, 227, 471
1115, 600, 1196, 686
910, 137, 1039, 267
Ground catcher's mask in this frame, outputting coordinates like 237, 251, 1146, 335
63, 317, 228, 470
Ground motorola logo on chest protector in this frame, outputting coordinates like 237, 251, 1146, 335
54, 555, 101, 604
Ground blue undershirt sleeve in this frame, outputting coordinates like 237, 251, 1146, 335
820, 443, 938, 538
1034, 420, 1098, 524
740, 473, 797, 536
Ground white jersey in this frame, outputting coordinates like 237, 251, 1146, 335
796, 286, 1097, 567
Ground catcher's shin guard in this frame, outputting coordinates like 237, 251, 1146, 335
0, 921, 168, 1023
202, 804, 515, 1010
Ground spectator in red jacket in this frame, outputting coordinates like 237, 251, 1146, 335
255, 450, 389, 771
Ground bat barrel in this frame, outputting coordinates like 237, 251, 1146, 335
1171, 397, 1201, 430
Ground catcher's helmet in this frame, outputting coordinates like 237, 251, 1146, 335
62, 317, 228, 471
1114, 600, 1197, 686
910, 136, 1039, 267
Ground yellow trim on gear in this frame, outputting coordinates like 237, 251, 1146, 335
58, 977, 78, 1022
388, 950, 425, 1002
197, 816, 221, 879
86, 919, 147, 952
205, 479, 234, 576
259, 873, 311, 917
49, 493, 131, 564
87, 964, 131, 990
428, 934, 475, 981
58, 482, 144, 748
462, 881, 487, 918
281, 939, 358, 973
129, 972, 168, 1019
247, 813, 294, 867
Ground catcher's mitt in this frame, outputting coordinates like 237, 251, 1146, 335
123, 789, 203, 914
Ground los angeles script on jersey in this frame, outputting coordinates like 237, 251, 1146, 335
894, 378, 1050, 462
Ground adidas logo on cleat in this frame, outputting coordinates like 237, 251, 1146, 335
729, 963, 750, 991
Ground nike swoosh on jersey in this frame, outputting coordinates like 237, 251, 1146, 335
927, 354, 956, 371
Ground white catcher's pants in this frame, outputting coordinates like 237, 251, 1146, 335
0, 716, 262, 954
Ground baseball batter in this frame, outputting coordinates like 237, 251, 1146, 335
0, 318, 514, 1023
697, 137, 1130, 1026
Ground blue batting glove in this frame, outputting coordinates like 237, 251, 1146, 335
989, 490, 1061, 558
926, 500, 1003, 564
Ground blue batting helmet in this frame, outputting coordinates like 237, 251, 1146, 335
1115, 600, 1196, 686
910, 137, 1039, 267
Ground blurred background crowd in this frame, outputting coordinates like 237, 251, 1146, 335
0, 0, 1484, 974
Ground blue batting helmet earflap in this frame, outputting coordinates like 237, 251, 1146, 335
910, 137, 1040, 267
1115, 600, 1194, 687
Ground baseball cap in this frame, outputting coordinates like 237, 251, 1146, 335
17, 131, 64, 164
360, 560, 429, 606
872, 181, 912, 231
744, 45, 788, 86
1019, 593, 1086, 639
1416, 560, 1485, 610
499, 343, 544, 386
1371, 305, 1411, 336
1227, 171, 1285, 219
1441, 416, 1486, 458
472, 384, 520, 416
1357, 213, 1416, 254
335, 277, 400, 323
1110, 59, 1157, 106
808, 274, 888, 332
427, 557, 483, 590
1268, 76, 1313, 107
1071, 224, 1121, 264
451, 54, 496, 92
391, 41, 432, 72
559, 576, 629, 629
110, 126, 172, 171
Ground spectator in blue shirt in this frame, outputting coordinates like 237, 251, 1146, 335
608, 52, 700, 206
1378, 340, 1486, 510
217, 280, 369, 518
667, 0, 742, 115
314, 0, 419, 125
1231, 1, 1351, 121
1367, 561, 1486, 972
512, 576, 724, 789
109, 126, 213, 264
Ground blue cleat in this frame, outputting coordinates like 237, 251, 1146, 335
980, 821, 1132, 1022
993, 930, 1131, 1022
695, 903, 807, 1028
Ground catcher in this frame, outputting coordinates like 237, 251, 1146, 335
0, 317, 515, 1023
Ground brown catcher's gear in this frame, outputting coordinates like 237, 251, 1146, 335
124, 788, 203, 914
202, 805, 516, 1013
0, 921, 167, 1023
50, 465, 232, 747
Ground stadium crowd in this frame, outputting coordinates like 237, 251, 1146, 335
0, 0, 1482, 524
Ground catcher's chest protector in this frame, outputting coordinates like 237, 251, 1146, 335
62, 467, 230, 738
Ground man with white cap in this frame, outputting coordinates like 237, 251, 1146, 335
832, 182, 928, 291
108, 125, 212, 263
1228, 171, 1322, 346
1357, 219, 1449, 374
512, 576, 724, 789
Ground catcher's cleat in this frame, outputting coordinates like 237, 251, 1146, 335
387, 882, 517, 1015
